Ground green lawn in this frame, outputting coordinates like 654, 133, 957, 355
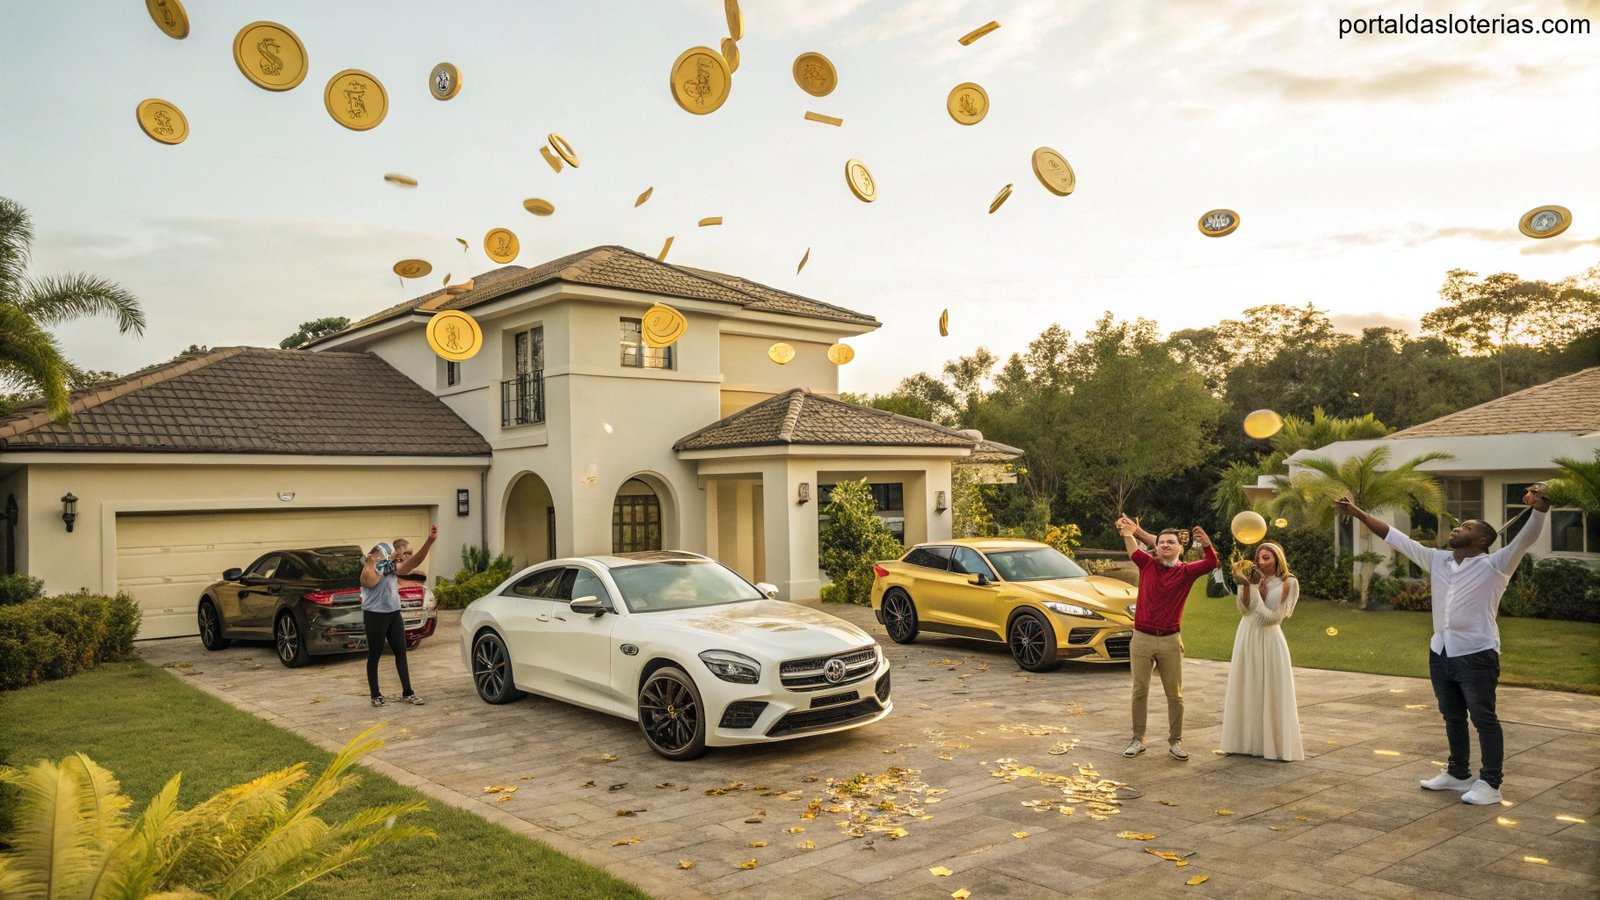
0, 659, 647, 900
1180, 582, 1600, 695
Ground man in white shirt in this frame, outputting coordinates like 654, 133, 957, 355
1336, 484, 1550, 806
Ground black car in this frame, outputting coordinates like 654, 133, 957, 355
196, 545, 438, 667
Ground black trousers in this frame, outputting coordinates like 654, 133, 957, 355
1429, 648, 1502, 788
364, 609, 413, 699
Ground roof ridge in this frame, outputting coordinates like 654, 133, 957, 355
799, 391, 991, 444
669, 388, 797, 450
777, 389, 808, 442
605, 246, 764, 309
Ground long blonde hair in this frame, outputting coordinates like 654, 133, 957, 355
1255, 541, 1292, 579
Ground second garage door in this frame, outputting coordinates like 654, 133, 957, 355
117, 507, 430, 640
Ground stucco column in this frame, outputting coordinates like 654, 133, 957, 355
760, 460, 820, 602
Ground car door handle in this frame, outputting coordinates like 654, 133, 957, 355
551, 615, 566, 622
535, 614, 551, 622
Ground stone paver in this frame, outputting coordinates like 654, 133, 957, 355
137, 603, 1600, 898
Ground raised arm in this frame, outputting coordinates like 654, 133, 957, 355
1334, 496, 1389, 539
396, 524, 439, 576
1117, 517, 1143, 560
1489, 484, 1552, 575
1116, 514, 1154, 551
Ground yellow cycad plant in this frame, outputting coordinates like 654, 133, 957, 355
0, 726, 432, 899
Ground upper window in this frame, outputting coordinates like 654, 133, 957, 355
514, 327, 544, 376
903, 546, 952, 571
620, 318, 674, 369
445, 360, 461, 387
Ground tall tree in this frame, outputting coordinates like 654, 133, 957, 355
280, 316, 351, 349
1421, 267, 1600, 394
0, 197, 145, 423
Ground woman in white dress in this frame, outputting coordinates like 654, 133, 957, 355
1221, 541, 1304, 761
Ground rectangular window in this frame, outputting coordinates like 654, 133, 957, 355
1503, 482, 1534, 545
620, 318, 673, 369
514, 326, 544, 376
445, 360, 461, 387
1550, 510, 1598, 553
1439, 477, 1483, 532
613, 495, 662, 552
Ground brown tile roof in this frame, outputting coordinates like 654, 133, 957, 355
311, 246, 878, 346
0, 347, 491, 457
674, 389, 1025, 456
1388, 366, 1600, 439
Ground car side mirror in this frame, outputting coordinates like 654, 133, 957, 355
570, 595, 607, 617
223, 567, 243, 581
968, 573, 991, 587
755, 582, 779, 600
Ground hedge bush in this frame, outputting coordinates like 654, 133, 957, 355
0, 574, 44, 606
0, 591, 140, 691
434, 565, 515, 609
1529, 558, 1600, 623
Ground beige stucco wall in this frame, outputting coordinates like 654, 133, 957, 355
717, 332, 840, 416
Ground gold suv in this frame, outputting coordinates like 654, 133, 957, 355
870, 538, 1136, 671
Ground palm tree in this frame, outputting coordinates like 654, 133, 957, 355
0, 196, 145, 424
1546, 450, 1600, 513
1209, 408, 1394, 524
1276, 445, 1451, 608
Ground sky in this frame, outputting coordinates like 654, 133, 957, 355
2, 0, 1597, 395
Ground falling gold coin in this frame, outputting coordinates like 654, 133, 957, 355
635, 187, 653, 207
1198, 209, 1241, 237
135, 99, 188, 145
1031, 147, 1077, 196
1518, 205, 1572, 239
484, 228, 519, 264
988, 184, 1013, 214
845, 158, 877, 203
324, 69, 388, 131
768, 342, 796, 365
797, 247, 811, 273
1326, 627, 1339, 637
657, 236, 674, 261
958, 21, 1000, 45
698, 216, 723, 227
233, 22, 308, 92
641, 303, 687, 348
947, 82, 989, 125
429, 62, 462, 100
548, 133, 579, 168
455, 238, 468, 250
446, 278, 475, 294
939, 309, 950, 336
804, 111, 843, 126
670, 46, 732, 115
1273, 518, 1288, 528
827, 343, 854, 365
146, 0, 189, 39
793, 52, 838, 97
539, 146, 564, 173
523, 198, 555, 216
425, 310, 483, 361
725, 0, 744, 40
383, 173, 418, 187
721, 38, 741, 74
393, 259, 432, 279
1243, 408, 1283, 439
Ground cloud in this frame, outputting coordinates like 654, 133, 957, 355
1328, 311, 1419, 334
1235, 62, 1496, 101
764, 0, 875, 31
1401, 225, 1522, 246
1519, 234, 1600, 255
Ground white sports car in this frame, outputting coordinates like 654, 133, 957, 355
459, 551, 892, 759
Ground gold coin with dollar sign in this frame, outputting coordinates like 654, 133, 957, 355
947, 82, 989, 125
484, 228, 519, 264
136, 99, 189, 145
325, 69, 388, 130
641, 303, 687, 348
426, 310, 483, 362
393, 259, 432, 279
146, 0, 189, 39
233, 22, 308, 91
671, 47, 732, 115
768, 342, 796, 365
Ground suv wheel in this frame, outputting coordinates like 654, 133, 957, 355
881, 589, 919, 644
275, 612, 310, 668
638, 666, 707, 760
1008, 610, 1060, 672
198, 599, 230, 650
471, 631, 523, 704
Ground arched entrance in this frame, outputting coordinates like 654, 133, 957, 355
504, 472, 556, 566
612, 478, 662, 553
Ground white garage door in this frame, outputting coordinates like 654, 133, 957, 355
117, 507, 430, 640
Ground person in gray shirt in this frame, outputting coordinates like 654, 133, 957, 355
362, 524, 438, 707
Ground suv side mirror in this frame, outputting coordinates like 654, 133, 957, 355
569, 595, 607, 617
968, 573, 991, 587
755, 582, 779, 600
223, 567, 243, 581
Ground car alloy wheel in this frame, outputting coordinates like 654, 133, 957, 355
882, 589, 919, 644
638, 666, 708, 760
472, 631, 523, 704
1008, 610, 1059, 672
197, 600, 230, 650
275, 613, 310, 668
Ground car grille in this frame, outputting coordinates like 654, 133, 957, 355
1104, 633, 1132, 659
779, 645, 877, 692
1067, 627, 1099, 644
874, 670, 891, 702
810, 691, 858, 709
766, 697, 883, 737
719, 701, 769, 730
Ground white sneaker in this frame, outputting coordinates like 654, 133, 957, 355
1123, 738, 1146, 757
1168, 741, 1190, 761
1419, 769, 1475, 792
1460, 780, 1503, 805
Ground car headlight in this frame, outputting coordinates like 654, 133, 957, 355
1042, 601, 1104, 620
699, 650, 762, 684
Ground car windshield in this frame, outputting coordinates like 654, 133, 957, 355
985, 547, 1088, 582
608, 560, 765, 612
301, 550, 365, 582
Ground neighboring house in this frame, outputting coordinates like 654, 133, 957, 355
0, 245, 1016, 638
1286, 366, 1600, 567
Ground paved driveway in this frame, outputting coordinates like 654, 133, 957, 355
138, 603, 1599, 899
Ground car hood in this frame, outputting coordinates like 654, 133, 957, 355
1013, 576, 1137, 614
642, 600, 874, 658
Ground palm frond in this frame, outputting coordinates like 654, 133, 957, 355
0, 196, 34, 298
0, 755, 134, 899
18, 274, 146, 335
1547, 452, 1600, 512
109, 773, 185, 899
0, 305, 71, 422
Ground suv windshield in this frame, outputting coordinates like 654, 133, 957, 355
302, 550, 365, 582
608, 560, 764, 612
985, 547, 1088, 582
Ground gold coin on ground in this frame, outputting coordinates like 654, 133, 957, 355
146, 0, 189, 39
523, 198, 555, 216
429, 62, 462, 100
233, 22, 308, 92
657, 236, 674, 261
484, 228, 519, 263
827, 343, 854, 365
1326, 627, 1339, 637
548, 133, 579, 168
539, 146, 564, 173
958, 21, 1000, 45
1031, 147, 1077, 196
768, 342, 796, 365
726, 0, 744, 40
844, 158, 877, 203
135, 98, 188, 145
642, 303, 687, 348
793, 52, 837, 97
671, 47, 732, 115
393, 259, 432, 279
426, 310, 483, 361
635, 187, 654, 207
947, 82, 989, 124
804, 111, 843, 126
939, 309, 949, 336
797, 247, 811, 273
383, 173, 418, 187
721, 38, 741, 74
988, 184, 1013, 214
1518, 205, 1572, 239
1198, 209, 1241, 237
324, 69, 388, 130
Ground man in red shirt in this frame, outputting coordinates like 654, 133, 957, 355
1117, 516, 1217, 760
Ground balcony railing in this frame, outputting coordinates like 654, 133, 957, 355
500, 371, 545, 427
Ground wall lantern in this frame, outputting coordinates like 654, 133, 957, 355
61, 493, 78, 533
798, 482, 811, 505
935, 490, 949, 513
457, 489, 471, 517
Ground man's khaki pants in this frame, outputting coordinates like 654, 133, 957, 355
1130, 631, 1184, 742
